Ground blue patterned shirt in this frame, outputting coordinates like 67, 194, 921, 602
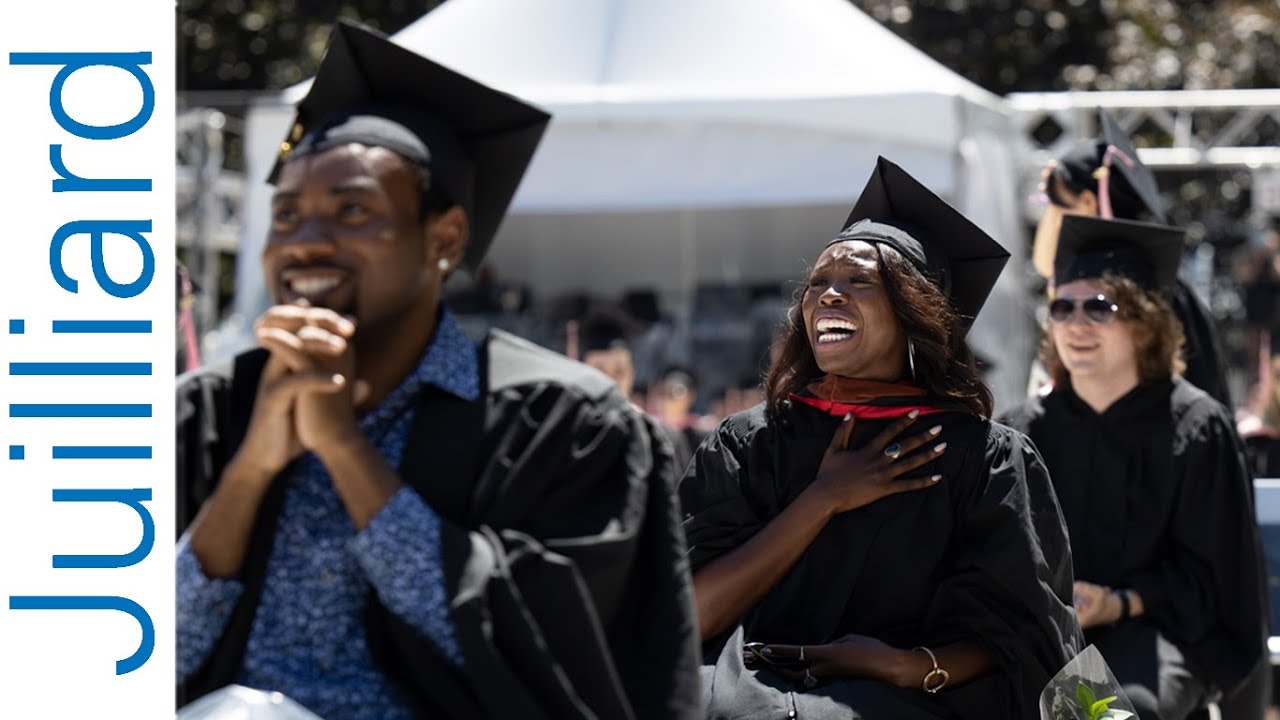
177, 310, 479, 720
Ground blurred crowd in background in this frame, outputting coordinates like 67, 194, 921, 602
175, 0, 1280, 456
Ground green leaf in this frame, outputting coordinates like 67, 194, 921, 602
1089, 696, 1117, 720
1076, 683, 1097, 711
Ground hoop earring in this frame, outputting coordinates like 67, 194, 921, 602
908, 339, 917, 380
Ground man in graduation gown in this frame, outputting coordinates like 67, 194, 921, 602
1001, 215, 1267, 720
1033, 109, 1232, 408
174, 19, 701, 720
680, 159, 1081, 719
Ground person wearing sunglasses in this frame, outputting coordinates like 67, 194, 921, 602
679, 158, 1080, 720
1001, 214, 1266, 720
1031, 110, 1231, 410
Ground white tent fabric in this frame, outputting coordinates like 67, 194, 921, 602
233, 0, 1034, 410
387, 0, 997, 104
254, 0, 1005, 212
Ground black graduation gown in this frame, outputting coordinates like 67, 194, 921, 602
679, 399, 1081, 719
176, 329, 702, 720
1001, 377, 1266, 709
1171, 280, 1231, 408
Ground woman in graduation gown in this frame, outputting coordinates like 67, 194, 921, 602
1001, 214, 1267, 720
679, 157, 1082, 720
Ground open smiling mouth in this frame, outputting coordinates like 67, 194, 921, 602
814, 317, 858, 345
281, 268, 350, 306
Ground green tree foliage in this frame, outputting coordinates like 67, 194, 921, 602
850, 0, 1280, 94
177, 0, 440, 90
179, 0, 1279, 94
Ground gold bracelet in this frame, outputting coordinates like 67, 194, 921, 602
913, 646, 949, 694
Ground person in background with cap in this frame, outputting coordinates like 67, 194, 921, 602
576, 307, 695, 472
1001, 215, 1266, 720
1032, 110, 1232, 409
174, 19, 700, 720
575, 307, 640, 402
650, 365, 713, 462
678, 157, 1080, 719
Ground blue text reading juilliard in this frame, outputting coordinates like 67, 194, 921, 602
7, 51, 158, 676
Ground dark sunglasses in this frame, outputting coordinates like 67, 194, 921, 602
1048, 295, 1118, 325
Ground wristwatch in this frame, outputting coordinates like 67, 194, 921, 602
1114, 589, 1131, 621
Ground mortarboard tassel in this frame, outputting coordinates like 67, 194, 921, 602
1093, 144, 1136, 220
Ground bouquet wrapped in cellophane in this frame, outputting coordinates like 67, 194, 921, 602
1040, 645, 1138, 720
177, 685, 325, 719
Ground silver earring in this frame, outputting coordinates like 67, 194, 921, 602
437, 258, 449, 272
908, 339, 917, 380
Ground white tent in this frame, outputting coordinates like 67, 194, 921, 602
235, 0, 1035, 409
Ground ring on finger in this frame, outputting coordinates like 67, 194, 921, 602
884, 442, 903, 460
799, 646, 805, 662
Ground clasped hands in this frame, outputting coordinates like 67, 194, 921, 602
237, 302, 370, 479
1072, 580, 1126, 629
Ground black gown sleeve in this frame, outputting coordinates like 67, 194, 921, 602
176, 369, 218, 538
431, 389, 702, 720
1124, 404, 1266, 694
922, 424, 1083, 719
176, 350, 264, 537
679, 414, 770, 574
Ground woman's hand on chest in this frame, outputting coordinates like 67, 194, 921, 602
807, 411, 947, 516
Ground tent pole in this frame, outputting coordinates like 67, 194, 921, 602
679, 208, 697, 310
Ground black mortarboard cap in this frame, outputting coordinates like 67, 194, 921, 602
271, 19, 551, 271
1054, 215, 1184, 291
1050, 110, 1166, 224
579, 307, 639, 354
658, 364, 699, 390
832, 157, 1010, 328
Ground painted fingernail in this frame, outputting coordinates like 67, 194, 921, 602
761, 647, 772, 655
908, 409, 920, 419
931, 475, 942, 482
843, 412, 852, 421
929, 425, 942, 436
331, 374, 344, 385
934, 442, 947, 453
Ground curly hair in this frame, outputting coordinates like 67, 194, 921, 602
1039, 272, 1186, 387
763, 242, 993, 419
